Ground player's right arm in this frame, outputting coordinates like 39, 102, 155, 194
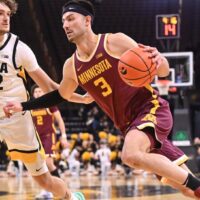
58, 58, 80, 101
3, 57, 90, 116
59, 58, 94, 104
19, 42, 93, 102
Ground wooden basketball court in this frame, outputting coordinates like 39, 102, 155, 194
0, 173, 192, 200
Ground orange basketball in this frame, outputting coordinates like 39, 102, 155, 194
118, 47, 157, 87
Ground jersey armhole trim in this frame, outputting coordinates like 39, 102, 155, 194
12, 37, 20, 69
104, 33, 121, 59
0, 32, 11, 50
72, 54, 78, 83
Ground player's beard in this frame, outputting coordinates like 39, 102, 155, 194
67, 36, 74, 43
67, 31, 84, 44
0, 30, 8, 35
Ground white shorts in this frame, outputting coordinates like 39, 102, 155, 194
0, 111, 48, 176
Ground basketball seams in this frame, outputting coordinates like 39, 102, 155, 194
130, 49, 155, 83
121, 58, 156, 81
137, 70, 157, 87
118, 47, 156, 87
130, 50, 150, 72
119, 60, 147, 72
122, 67, 156, 81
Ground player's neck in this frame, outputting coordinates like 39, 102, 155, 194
0, 32, 8, 44
76, 32, 98, 59
0, 34, 5, 43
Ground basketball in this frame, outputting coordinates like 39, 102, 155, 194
118, 47, 157, 87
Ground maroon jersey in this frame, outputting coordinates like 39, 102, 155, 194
74, 34, 170, 136
31, 106, 58, 136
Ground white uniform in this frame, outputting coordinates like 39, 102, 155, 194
67, 148, 80, 176
0, 33, 48, 176
95, 146, 111, 176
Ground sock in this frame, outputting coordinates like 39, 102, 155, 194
184, 173, 200, 191
70, 194, 75, 200
70, 192, 83, 200
50, 168, 60, 178
70, 192, 77, 200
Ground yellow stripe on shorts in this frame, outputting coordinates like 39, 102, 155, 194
9, 147, 45, 164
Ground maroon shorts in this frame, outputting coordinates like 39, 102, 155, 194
148, 134, 187, 164
128, 98, 188, 164
39, 133, 56, 155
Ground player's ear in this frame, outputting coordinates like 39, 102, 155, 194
85, 15, 92, 26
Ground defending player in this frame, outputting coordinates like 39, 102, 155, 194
0, 1, 93, 199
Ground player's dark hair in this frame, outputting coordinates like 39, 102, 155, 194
62, 0, 95, 20
30, 84, 39, 96
0, 0, 18, 14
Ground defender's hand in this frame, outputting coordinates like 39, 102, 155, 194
3, 102, 23, 118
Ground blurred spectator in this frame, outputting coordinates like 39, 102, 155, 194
95, 140, 111, 177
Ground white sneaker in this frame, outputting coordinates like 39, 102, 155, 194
35, 190, 53, 199
71, 192, 85, 200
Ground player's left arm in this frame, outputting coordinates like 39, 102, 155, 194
156, 56, 170, 77
107, 33, 169, 77
139, 44, 170, 77
139, 44, 169, 77
106, 32, 138, 58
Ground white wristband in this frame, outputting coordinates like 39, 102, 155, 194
61, 134, 67, 139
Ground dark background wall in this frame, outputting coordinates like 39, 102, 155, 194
11, 0, 200, 87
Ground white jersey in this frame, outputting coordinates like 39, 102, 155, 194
68, 148, 80, 163
95, 147, 111, 163
0, 33, 48, 176
0, 33, 40, 117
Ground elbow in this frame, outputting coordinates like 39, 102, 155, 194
62, 96, 71, 102
157, 68, 170, 77
57, 90, 70, 102
65, 95, 73, 102
157, 58, 170, 78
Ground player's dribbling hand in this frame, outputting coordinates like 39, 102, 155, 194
138, 43, 163, 69
3, 102, 23, 118
83, 92, 94, 104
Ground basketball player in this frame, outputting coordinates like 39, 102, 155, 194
4, 0, 200, 198
0, 1, 90, 199
31, 84, 67, 199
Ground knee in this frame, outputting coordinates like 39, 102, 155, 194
38, 178, 51, 190
121, 151, 143, 168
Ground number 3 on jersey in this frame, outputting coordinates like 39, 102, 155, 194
94, 77, 112, 97
0, 74, 3, 90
